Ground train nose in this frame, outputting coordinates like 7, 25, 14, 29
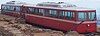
75, 23, 96, 33
87, 24, 96, 33
76, 24, 87, 33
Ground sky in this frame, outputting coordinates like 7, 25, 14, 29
0, 0, 100, 24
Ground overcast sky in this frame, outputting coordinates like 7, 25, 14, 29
0, 0, 100, 24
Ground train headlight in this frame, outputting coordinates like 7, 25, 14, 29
88, 24, 90, 26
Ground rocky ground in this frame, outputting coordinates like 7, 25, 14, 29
0, 14, 65, 36
0, 14, 100, 36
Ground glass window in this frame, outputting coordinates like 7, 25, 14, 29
39, 9, 45, 15
15, 7, 20, 12
2, 6, 6, 10
59, 11, 65, 16
78, 12, 86, 21
35, 8, 39, 13
2, 5, 7, 11
65, 12, 73, 19
2, 5, 14, 11
59, 11, 65, 19
67, 12, 71, 16
29, 8, 34, 12
49, 10, 57, 16
39, 9, 44, 13
7, 6, 14, 11
29, 8, 35, 13
88, 12, 95, 20
1, 5, 6, 11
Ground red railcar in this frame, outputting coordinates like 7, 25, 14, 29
1, 4, 22, 17
1, 1, 97, 33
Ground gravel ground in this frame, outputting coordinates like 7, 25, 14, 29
0, 26, 14, 36
0, 14, 100, 36
0, 14, 65, 36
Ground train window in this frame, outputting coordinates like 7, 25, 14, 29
43, 9, 49, 16
34, 8, 39, 14
39, 9, 44, 15
15, 7, 20, 12
65, 12, 73, 20
2, 6, 8, 11
1, 5, 6, 11
78, 12, 86, 21
88, 12, 96, 20
2, 5, 14, 11
29, 8, 35, 14
49, 10, 57, 17
59, 11, 65, 19
7, 6, 14, 11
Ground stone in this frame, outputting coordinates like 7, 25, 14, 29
65, 31, 79, 36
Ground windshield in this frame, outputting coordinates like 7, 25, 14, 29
78, 12, 96, 21
88, 12, 96, 20
78, 12, 86, 21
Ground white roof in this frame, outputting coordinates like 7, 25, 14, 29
37, 2, 77, 7
2, 1, 28, 6
2, 4, 23, 6
24, 4, 95, 11
2, 1, 95, 11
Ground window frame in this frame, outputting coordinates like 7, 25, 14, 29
88, 12, 96, 21
2, 5, 15, 12
59, 11, 65, 19
39, 9, 45, 15
64, 11, 73, 20
49, 10, 57, 17
28, 7, 35, 14
15, 6, 21, 12
78, 12, 87, 21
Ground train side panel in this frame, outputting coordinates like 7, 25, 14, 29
25, 14, 96, 33
25, 14, 74, 31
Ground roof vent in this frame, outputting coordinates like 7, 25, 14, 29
58, 2, 64, 4
6, 1, 28, 5
37, 2, 77, 7
11, 1, 15, 2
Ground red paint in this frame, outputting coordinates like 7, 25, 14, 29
25, 14, 96, 33
1, 4, 97, 33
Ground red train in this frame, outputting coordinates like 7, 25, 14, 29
1, 1, 97, 33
